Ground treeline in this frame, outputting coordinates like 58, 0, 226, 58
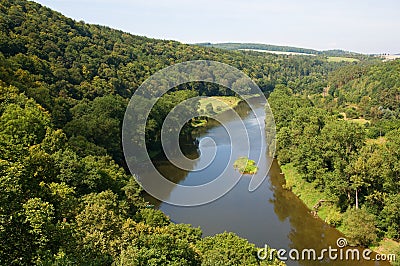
197, 42, 320, 54
196, 42, 372, 59
269, 60, 399, 248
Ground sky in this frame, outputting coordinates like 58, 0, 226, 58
34, 0, 400, 54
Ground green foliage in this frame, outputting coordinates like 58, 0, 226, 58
196, 232, 260, 266
118, 232, 201, 266
117, 220, 202, 266
233, 156, 258, 174
271, 63, 400, 249
146, 90, 198, 151
328, 60, 400, 120
380, 194, 400, 239
390, 245, 400, 266
342, 207, 377, 247
268, 85, 311, 130
63, 95, 127, 163
0, 99, 50, 160
0, 0, 372, 264
23, 198, 55, 262
324, 208, 342, 227
135, 209, 170, 227
196, 232, 285, 265
74, 191, 123, 262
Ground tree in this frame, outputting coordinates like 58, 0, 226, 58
342, 207, 377, 247
23, 198, 55, 263
320, 121, 365, 208
117, 220, 201, 266
0, 100, 51, 161
195, 232, 282, 266
74, 190, 123, 264
380, 194, 400, 239
63, 95, 127, 163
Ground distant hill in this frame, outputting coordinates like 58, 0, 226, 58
196, 42, 319, 54
196, 42, 361, 57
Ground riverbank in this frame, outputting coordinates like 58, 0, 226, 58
280, 162, 400, 263
198, 96, 242, 115
193, 94, 261, 127
280, 163, 339, 223
192, 96, 242, 127
198, 94, 261, 116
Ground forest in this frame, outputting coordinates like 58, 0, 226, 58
269, 60, 399, 258
0, 0, 398, 265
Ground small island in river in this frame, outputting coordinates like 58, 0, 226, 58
233, 156, 258, 175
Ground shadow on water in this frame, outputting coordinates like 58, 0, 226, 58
145, 98, 390, 266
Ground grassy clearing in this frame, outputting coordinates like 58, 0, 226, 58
349, 118, 370, 125
366, 136, 387, 145
198, 96, 241, 115
339, 112, 370, 125
198, 94, 260, 116
191, 119, 207, 128
233, 157, 258, 175
327, 56, 359, 63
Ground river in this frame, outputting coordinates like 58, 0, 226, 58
147, 98, 390, 266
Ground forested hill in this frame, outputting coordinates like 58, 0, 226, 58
328, 59, 400, 120
0, 0, 354, 163
196, 42, 363, 57
0, 0, 291, 265
268, 59, 400, 256
196, 42, 320, 54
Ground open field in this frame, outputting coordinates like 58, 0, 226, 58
239, 48, 315, 56
198, 96, 241, 115
198, 95, 260, 115
339, 112, 370, 125
327, 56, 359, 62
366, 136, 387, 145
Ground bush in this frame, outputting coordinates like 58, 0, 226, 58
324, 208, 342, 227
342, 207, 377, 247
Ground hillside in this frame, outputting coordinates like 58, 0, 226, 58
196, 42, 319, 54
196, 42, 365, 58
328, 60, 400, 121
0, 0, 296, 265
268, 59, 400, 258
0, 0, 357, 163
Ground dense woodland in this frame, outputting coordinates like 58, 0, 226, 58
0, 0, 398, 265
269, 60, 400, 251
